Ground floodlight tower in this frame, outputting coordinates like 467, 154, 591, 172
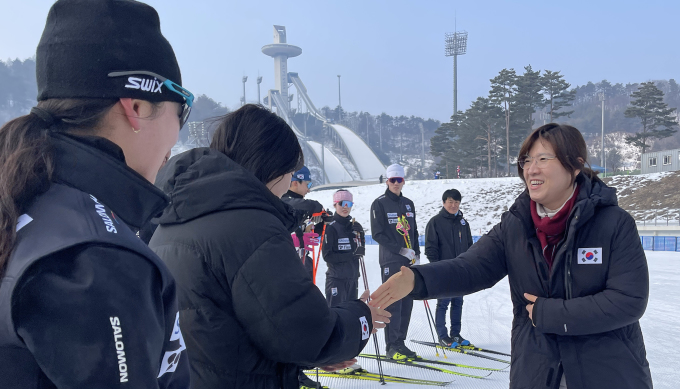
445, 30, 468, 117
257, 76, 263, 104
261, 25, 302, 115
241, 76, 248, 106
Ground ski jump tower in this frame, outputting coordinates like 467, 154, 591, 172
262, 26, 385, 184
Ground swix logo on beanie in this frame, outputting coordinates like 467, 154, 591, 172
125, 77, 163, 93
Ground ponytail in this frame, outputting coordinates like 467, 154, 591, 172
0, 98, 117, 277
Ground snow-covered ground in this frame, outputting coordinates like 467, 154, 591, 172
312, 247, 679, 388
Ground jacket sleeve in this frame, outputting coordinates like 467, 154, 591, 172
410, 219, 508, 299
533, 214, 649, 336
370, 200, 402, 254
424, 218, 440, 262
412, 203, 420, 255
12, 245, 189, 389
232, 232, 372, 366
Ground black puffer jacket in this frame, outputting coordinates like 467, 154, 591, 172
149, 148, 373, 389
411, 174, 652, 389
424, 209, 473, 262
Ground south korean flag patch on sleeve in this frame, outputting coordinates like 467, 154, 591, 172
360, 316, 370, 340
578, 248, 603, 264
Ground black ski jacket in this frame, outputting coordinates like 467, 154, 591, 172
0, 133, 189, 389
281, 190, 324, 274
149, 148, 373, 389
424, 209, 473, 263
410, 174, 652, 389
322, 214, 364, 280
370, 189, 420, 267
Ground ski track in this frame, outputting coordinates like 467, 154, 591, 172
312, 247, 678, 388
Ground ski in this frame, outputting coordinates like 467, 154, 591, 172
305, 369, 452, 386
357, 354, 491, 379
360, 353, 508, 372
458, 344, 511, 357
411, 340, 511, 364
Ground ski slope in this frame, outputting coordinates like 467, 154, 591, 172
312, 247, 679, 389
328, 124, 385, 180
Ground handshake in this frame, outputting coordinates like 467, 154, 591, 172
399, 248, 420, 265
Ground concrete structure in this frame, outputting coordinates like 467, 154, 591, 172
261, 25, 386, 183
641, 148, 680, 174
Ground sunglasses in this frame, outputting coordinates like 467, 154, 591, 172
337, 200, 353, 208
388, 177, 404, 184
298, 180, 312, 189
108, 70, 194, 129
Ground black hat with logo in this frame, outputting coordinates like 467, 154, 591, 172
36, 0, 184, 104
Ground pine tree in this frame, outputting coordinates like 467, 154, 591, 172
515, 65, 544, 133
624, 82, 678, 154
489, 69, 517, 176
541, 70, 576, 121
463, 97, 505, 177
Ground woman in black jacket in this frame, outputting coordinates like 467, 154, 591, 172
0, 1, 193, 387
149, 104, 389, 389
371, 124, 652, 389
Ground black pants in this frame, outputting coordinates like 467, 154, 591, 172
299, 249, 314, 280
381, 262, 413, 349
325, 277, 358, 307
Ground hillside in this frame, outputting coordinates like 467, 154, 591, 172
307, 172, 680, 236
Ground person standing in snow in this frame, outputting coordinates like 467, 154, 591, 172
322, 190, 365, 307
149, 104, 391, 389
370, 164, 421, 360
370, 123, 652, 389
0, 1, 192, 387
424, 189, 473, 348
282, 166, 327, 279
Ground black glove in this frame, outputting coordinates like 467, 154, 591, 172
351, 223, 363, 233
354, 246, 366, 256
322, 213, 334, 223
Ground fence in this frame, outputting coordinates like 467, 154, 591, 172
365, 235, 677, 252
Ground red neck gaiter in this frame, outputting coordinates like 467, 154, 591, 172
530, 186, 580, 270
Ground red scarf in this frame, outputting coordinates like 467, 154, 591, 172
530, 186, 580, 270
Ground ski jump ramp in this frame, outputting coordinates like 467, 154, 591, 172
306, 141, 354, 183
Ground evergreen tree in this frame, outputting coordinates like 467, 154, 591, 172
624, 82, 678, 154
541, 70, 576, 121
515, 65, 544, 133
463, 97, 505, 177
489, 68, 517, 176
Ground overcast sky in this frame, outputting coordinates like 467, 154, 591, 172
3, 0, 679, 122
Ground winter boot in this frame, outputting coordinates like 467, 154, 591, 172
299, 371, 329, 389
439, 336, 454, 347
386, 344, 410, 360
450, 334, 471, 347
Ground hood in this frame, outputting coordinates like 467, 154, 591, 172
154, 148, 297, 230
510, 172, 618, 233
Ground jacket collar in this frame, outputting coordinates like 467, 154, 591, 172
439, 207, 463, 221
384, 188, 402, 202
284, 190, 304, 199
333, 213, 352, 227
50, 133, 169, 229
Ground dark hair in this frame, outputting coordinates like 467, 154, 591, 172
0, 98, 119, 277
442, 189, 462, 202
517, 123, 595, 185
210, 104, 304, 184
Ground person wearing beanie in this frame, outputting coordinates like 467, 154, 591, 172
282, 166, 328, 279
0, 1, 192, 387
369, 164, 421, 360
424, 189, 474, 348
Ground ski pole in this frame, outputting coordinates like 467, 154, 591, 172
422, 300, 441, 357
423, 300, 447, 358
353, 222, 385, 385
313, 223, 327, 284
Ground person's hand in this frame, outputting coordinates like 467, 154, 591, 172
320, 359, 357, 372
360, 289, 391, 333
351, 223, 363, 233
310, 216, 323, 224
303, 232, 320, 250
411, 254, 420, 266
368, 266, 415, 309
354, 246, 366, 256
399, 248, 416, 261
524, 293, 537, 326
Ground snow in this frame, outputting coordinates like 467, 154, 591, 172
311, 247, 680, 389
307, 141, 355, 183
329, 124, 386, 180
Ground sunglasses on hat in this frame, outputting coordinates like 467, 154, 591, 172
108, 70, 194, 129
388, 177, 404, 184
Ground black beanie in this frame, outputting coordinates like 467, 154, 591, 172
36, 0, 184, 104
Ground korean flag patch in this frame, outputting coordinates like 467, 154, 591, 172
578, 248, 602, 264
360, 316, 370, 340
460, 219, 466, 226
331, 287, 338, 296
384, 267, 389, 275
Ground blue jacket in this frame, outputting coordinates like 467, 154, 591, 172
411, 173, 652, 389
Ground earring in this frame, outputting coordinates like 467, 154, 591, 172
132, 127, 141, 134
